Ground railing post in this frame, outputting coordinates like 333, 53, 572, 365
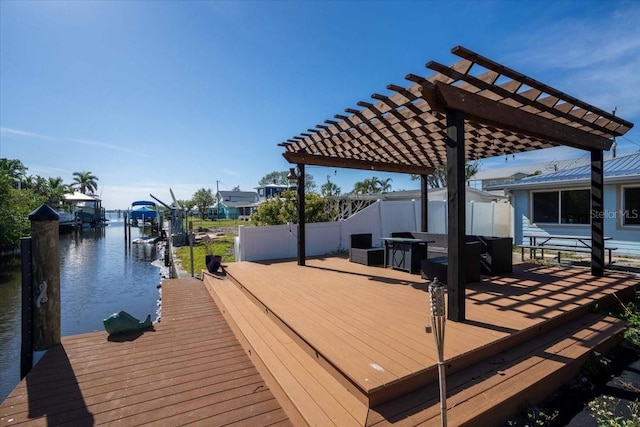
28, 204, 61, 351
20, 237, 33, 378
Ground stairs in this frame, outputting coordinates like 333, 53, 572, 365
368, 312, 626, 426
203, 272, 628, 426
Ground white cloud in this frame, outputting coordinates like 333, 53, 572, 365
500, 5, 640, 119
1, 127, 56, 140
0, 127, 144, 156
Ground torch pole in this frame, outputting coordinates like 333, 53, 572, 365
429, 277, 447, 427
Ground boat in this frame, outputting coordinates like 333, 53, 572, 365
57, 210, 78, 232
129, 201, 158, 226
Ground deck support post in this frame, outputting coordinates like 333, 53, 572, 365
446, 109, 466, 322
297, 164, 306, 266
20, 237, 33, 379
421, 174, 429, 232
590, 149, 605, 277
28, 204, 61, 351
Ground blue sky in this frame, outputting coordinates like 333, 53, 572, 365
1, 0, 639, 210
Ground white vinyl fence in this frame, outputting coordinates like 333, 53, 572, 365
235, 200, 513, 262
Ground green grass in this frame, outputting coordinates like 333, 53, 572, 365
184, 217, 253, 230
175, 234, 236, 275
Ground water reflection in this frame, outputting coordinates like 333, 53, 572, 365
0, 215, 162, 402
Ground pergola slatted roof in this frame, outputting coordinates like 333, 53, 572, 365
279, 46, 633, 174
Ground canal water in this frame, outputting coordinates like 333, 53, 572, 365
0, 214, 163, 402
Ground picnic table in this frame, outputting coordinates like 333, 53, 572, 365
519, 234, 616, 265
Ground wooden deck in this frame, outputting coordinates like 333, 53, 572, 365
0, 277, 290, 426
2, 258, 637, 427
207, 256, 638, 426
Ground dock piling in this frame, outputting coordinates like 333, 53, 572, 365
28, 204, 61, 351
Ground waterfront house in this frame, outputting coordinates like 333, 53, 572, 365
255, 183, 290, 201
489, 152, 640, 255
63, 191, 106, 227
208, 190, 259, 220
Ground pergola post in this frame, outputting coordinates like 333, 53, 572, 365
421, 174, 429, 232
590, 150, 604, 276
446, 109, 466, 322
297, 164, 306, 266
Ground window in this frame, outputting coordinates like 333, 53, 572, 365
623, 186, 640, 226
532, 189, 590, 224
560, 189, 590, 224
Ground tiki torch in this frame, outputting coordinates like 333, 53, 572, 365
429, 277, 447, 427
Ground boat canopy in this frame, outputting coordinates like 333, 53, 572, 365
130, 205, 157, 220
131, 200, 156, 207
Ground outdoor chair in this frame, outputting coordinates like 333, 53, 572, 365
349, 233, 385, 266
421, 241, 481, 284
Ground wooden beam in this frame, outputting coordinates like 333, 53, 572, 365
430, 82, 613, 151
451, 45, 634, 133
426, 60, 620, 137
421, 175, 428, 232
297, 164, 306, 267
282, 152, 435, 175
446, 109, 466, 322
590, 150, 604, 277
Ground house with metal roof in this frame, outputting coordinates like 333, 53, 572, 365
469, 156, 593, 191
489, 152, 640, 255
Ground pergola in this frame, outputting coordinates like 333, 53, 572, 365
279, 46, 634, 321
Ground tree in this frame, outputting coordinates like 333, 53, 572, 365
410, 161, 480, 188
320, 179, 341, 198
252, 190, 330, 226
72, 171, 99, 194
378, 177, 393, 193
0, 166, 45, 252
46, 177, 70, 207
191, 188, 214, 220
351, 176, 391, 195
259, 171, 289, 186
259, 170, 317, 193
0, 158, 27, 180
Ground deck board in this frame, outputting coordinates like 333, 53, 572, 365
0, 277, 290, 426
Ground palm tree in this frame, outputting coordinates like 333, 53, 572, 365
72, 171, 99, 195
46, 177, 70, 206
320, 178, 341, 198
377, 177, 393, 193
352, 176, 391, 195
0, 158, 27, 180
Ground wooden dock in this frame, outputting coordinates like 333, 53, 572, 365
2, 257, 638, 426
0, 277, 290, 426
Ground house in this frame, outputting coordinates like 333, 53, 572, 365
489, 152, 640, 255
63, 191, 107, 227
208, 190, 259, 220
469, 156, 592, 192
255, 183, 291, 201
